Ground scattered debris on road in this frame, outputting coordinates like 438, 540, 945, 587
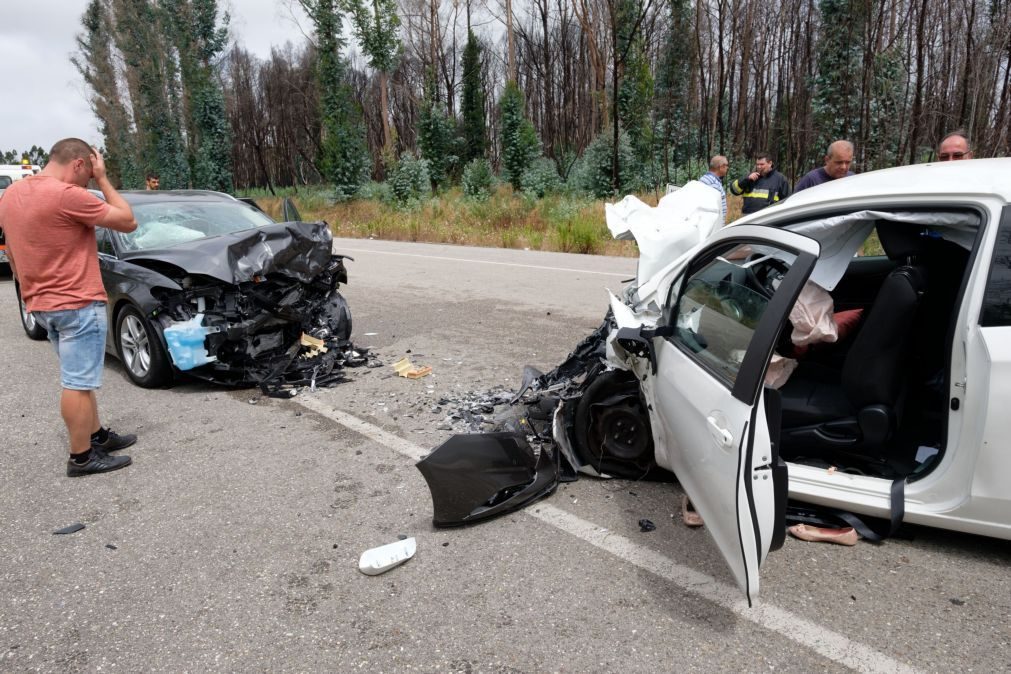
358, 537, 417, 575
52, 523, 85, 535
392, 357, 432, 379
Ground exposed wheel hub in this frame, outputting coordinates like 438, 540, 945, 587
589, 393, 651, 460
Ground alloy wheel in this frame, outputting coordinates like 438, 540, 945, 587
119, 314, 152, 378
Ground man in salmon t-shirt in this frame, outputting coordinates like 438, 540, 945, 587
0, 138, 140, 477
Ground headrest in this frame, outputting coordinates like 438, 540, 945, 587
876, 222, 924, 260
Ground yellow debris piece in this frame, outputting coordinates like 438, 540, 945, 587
300, 333, 328, 357
392, 357, 433, 379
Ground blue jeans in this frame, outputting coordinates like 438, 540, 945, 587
34, 302, 108, 390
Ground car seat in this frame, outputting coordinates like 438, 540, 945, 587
778, 222, 928, 458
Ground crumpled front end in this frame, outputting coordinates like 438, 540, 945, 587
416, 313, 668, 527
128, 221, 372, 393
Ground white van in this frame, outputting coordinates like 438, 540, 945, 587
0, 164, 40, 184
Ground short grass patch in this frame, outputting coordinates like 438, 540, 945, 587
242, 185, 810, 257
245, 184, 646, 256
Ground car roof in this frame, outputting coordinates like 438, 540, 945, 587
735, 157, 1011, 225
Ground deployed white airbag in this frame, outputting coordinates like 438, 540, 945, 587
605, 181, 722, 288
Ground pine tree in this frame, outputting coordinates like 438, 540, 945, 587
460, 30, 486, 164
654, 0, 694, 183
301, 0, 369, 200
812, 0, 864, 150
342, 0, 400, 160
73, 0, 141, 188
417, 99, 457, 190
166, 0, 233, 191
617, 38, 655, 182
110, 0, 188, 188
499, 81, 540, 190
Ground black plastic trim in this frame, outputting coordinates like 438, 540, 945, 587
763, 387, 788, 552
734, 419, 753, 607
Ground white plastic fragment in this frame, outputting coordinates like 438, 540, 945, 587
358, 537, 417, 576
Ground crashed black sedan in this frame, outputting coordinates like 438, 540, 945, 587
16, 190, 358, 393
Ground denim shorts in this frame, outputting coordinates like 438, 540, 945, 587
34, 301, 108, 390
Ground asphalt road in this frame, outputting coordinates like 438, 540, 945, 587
1, 238, 1009, 673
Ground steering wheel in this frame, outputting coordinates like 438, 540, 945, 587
745, 254, 790, 299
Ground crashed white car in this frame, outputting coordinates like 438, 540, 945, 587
420, 158, 1011, 604
596, 158, 1011, 601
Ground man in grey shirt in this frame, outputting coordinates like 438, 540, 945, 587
699, 155, 729, 222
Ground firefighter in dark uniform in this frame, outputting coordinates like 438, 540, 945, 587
729, 151, 791, 216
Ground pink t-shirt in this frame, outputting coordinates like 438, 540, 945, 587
0, 175, 110, 312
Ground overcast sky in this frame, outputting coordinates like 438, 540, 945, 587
0, 1, 310, 156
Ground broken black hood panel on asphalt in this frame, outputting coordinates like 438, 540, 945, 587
119, 221, 334, 284
416, 432, 560, 527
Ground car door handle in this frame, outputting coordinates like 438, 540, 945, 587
706, 416, 734, 447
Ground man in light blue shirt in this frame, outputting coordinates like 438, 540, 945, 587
699, 155, 729, 223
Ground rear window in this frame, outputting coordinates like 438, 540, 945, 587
115, 200, 275, 251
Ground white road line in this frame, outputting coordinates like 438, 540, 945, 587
296, 396, 429, 461
335, 246, 634, 278
295, 398, 920, 674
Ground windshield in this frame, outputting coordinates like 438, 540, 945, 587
115, 200, 275, 251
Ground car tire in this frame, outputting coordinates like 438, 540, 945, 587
115, 304, 173, 388
15, 281, 47, 340
573, 369, 656, 477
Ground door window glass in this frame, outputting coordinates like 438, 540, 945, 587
670, 243, 796, 388
981, 209, 1011, 327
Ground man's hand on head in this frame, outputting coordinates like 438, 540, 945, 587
90, 147, 108, 183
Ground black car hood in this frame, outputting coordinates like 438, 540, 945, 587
118, 221, 333, 284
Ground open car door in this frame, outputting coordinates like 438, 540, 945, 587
637, 225, 819, 604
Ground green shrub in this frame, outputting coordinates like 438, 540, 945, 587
461, 158, 493, 199
388, 154, 431, 204
572, 130, 639, 198
520, 157, 561, 198
553, 219, 601, 254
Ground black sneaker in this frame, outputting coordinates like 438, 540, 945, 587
92, 428, 137, 453
67, 452, 132, 477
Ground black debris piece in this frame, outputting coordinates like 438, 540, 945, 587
950, 598, 965, 606
53, 523, 85, 535
105, 544, 118, 550
638, 519, 656, 532
417, 432, 560, 527
397, 534, 408, 540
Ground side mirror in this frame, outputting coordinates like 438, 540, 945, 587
281, 197, 302, 222
616, 326, 658, 375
